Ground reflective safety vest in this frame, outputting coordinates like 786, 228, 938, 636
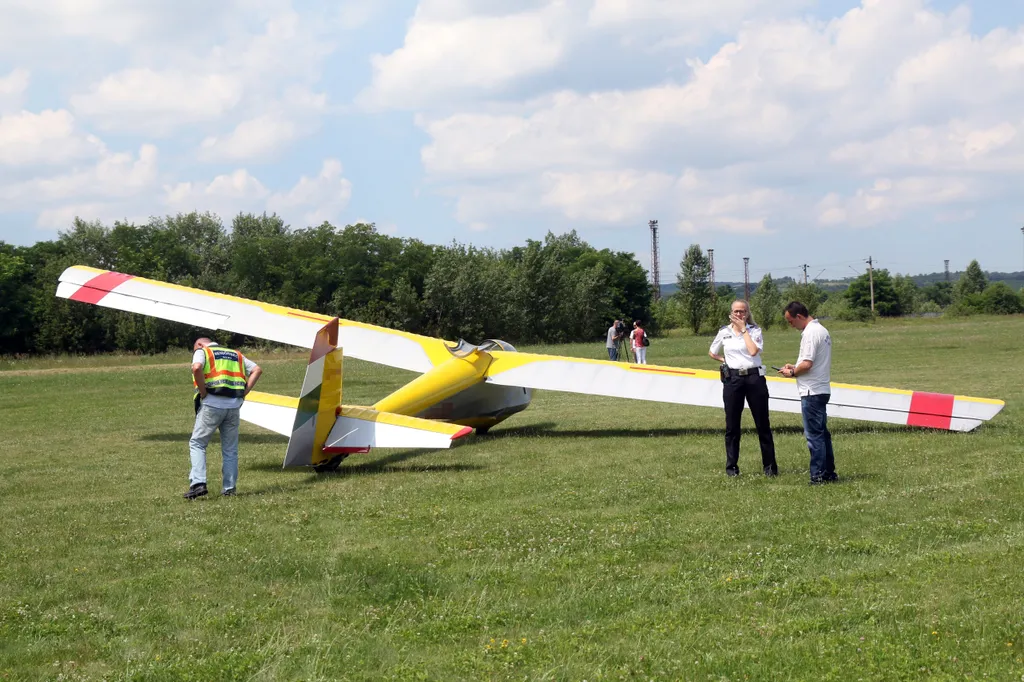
193, 345, 248, 399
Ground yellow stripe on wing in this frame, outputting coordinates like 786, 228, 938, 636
485, 349, 720, 380
246, 391, 299, 408
341, 406, 470, 436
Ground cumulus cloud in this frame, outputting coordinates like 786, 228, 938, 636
197, 87, 328, 162
62, 5, 337, 137
266, 159, 354, 226
0, 109, 105, 166
164, 159, 352, 228
817, 176, 978, 228
0, 68, 29, 113
410, 0, 1024, 235
0, 144, 158, 206
70, 69, 245, 135
360, 2, 572, 109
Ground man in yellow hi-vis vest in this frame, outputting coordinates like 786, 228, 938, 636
185, 338, 262, 499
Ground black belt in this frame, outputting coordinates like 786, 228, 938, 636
726, 366, 763, 377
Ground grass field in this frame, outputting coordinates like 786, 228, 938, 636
1, 316, 1023, 681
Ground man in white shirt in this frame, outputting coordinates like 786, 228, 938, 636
779, 301, 837, 484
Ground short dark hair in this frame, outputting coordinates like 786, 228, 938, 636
784, 301, 809, 318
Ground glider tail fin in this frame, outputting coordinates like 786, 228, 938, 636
282, 318, 348, 468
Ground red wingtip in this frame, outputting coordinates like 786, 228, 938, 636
69, 271, 134, 304
451, 426, 474, 440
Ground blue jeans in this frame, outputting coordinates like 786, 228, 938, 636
189, 404, 240, 491
607, 347, 618, 361
801, 394, 836, 481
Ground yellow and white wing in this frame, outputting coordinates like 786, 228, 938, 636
241, 392, 472, 450
56, 265, 453, 373
482, 351, 1004, 432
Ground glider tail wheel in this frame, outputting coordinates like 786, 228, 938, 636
313, 454, 348, 473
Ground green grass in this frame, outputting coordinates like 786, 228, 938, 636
1, 315, 1023, 680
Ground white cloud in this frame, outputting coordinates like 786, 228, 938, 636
412, 0, 1024, 234
0, 144, 158, 205
197, 87, 327, 162
71, 69, 244, 135
587, 0, 812, 47
831, 120, 1023, 174
267, 159, 353, 226
164, 159, 352, 228
0, 68, 29, 113
0, 109, 105, 166
817, 176, 977, 228
360, 2, 572, 109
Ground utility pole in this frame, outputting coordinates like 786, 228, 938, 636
1020, 226, 1023, 273
866, 256, 875, 313
708, 248, 715, 292
802, 264, 809, 284
743, 257, 750, 300
944, 260, 950, 283
649, 220, 660, 301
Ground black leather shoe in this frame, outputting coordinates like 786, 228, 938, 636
726, 469, 739, 477
221, 488, 236, 496
764, 466, 778, 477
184, 482, 208, 499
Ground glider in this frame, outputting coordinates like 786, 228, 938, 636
56, 265, 1005, 470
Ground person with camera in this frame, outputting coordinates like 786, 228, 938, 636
606, 320, 622, 360
708, 299, 778, 477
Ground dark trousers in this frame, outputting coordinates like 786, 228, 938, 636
723, 372, 777, 474
801, 394, 836, 481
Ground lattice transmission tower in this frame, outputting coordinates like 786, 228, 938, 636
649, 219, 660, 300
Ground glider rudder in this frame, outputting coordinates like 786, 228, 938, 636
282, 318, 346, 468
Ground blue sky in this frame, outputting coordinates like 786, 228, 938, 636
1, 0, 1023, 283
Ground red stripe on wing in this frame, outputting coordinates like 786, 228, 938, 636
68, 271, 135, 304
907, 391, 954, 430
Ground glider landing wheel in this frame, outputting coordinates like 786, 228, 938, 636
476, 426, 491, 435
313, 454, 349, 473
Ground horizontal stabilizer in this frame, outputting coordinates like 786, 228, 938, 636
482, 351, 1004, 432
240, 392, 472, 464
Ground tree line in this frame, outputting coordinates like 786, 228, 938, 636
0, 213, 652, 356
665, 244, 1024, 333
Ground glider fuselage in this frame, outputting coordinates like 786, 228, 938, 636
372, 339, 533, 432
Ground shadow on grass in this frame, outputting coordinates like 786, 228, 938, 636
245, 448, 485, 479
480, 421, 912, 439
140, 432, 289, 444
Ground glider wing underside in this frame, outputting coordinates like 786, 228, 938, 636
482, 351, 1004, 432
55, 265, 453, 374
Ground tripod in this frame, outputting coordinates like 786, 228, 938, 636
615, 334, 633, 363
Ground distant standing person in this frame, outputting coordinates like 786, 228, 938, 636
186, 338, 262, 499
709, 300, 778, 477
606, 320, 621, 361
630, 321, 648, 364
779, 301, 837, 485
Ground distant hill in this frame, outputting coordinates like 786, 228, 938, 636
657, 270, 1024, 298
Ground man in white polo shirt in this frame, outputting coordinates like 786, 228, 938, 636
779, 301, 837, 484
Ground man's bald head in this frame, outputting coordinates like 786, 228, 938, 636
193, 337, 217, 351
